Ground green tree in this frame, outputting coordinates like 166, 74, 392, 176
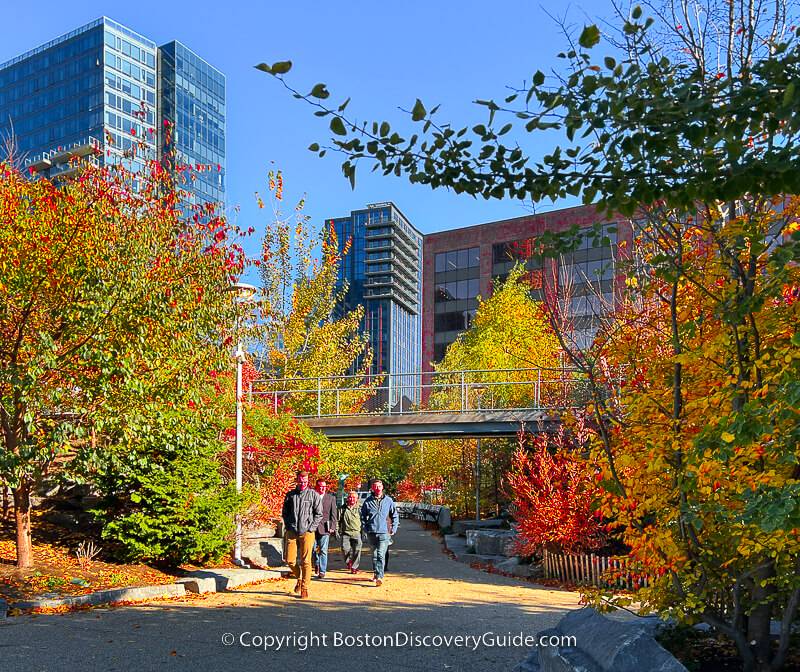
255, 170, 375, 415
91, 408, 243, 566
0, 160, 243, 568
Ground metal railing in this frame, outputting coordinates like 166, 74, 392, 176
250, 367, 590, 419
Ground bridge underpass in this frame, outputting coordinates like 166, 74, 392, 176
251, 368, 585, 441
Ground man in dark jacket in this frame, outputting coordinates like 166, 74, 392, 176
312, 478, 337, 579
360, 479, 399, 587
281, 470, 323, 598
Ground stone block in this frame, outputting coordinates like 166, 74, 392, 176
494, 556, 532, 578
452, 518, 505, 536
473, 530, 517, 556
182, 568, 283, 592
242, 536, 285, 568
176, 577, 217, 594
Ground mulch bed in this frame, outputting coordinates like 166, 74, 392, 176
657, 625, 800, 672
0, 512, 232, 605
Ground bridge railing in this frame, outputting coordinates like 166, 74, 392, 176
250, 367, 590, 418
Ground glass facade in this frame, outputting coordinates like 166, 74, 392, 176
430, 222, 619, 362
558, 222, 617, 348
159, 41, 225, 208
432, 246, 480, 362
333, 203, 422, 409
0, 18, 223, 207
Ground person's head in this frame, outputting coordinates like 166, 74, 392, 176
315, 478, 328, 495
347, 491, 357, 506
371, 479, 384, 497
296, 471, 309, 490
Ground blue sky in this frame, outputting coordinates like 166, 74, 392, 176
2, 0, 615, 253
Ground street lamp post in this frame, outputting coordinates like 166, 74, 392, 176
474, 386, 486, 522
226, 282, 257, 567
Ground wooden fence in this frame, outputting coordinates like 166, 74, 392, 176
542, 549, 649, 590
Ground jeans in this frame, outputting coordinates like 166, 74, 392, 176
341, 533, 362, 570
313, 532, 330, 575
367, 532, 391, 580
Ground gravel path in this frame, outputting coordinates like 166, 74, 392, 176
0, 521, 581, 672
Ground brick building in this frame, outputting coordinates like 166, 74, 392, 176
422, 204, 633, 373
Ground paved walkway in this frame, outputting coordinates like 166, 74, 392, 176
0, 522, 581, 671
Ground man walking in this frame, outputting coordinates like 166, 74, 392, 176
339, 491, 362, 574
281, 471, 323, 598
312, 478, 337, 579
360, 479, 399, 587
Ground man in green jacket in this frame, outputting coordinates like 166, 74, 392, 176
338, 491, 362, 574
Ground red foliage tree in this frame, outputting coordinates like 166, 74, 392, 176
506, 431, 604, 555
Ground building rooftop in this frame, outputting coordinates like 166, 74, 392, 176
0, 17, 156, 71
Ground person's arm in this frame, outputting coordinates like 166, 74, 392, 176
389, 499, 399, 535
329, 496, 338, 533
310, 491, 324, 532
281, 492, 291, 528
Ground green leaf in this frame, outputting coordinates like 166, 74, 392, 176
309, 83, 330, 99
604, 56, 616, 69
270, 60, 293, 75
579, 25, 601, 49
631, 5, 642, 19
330, 117, 347, 136
783, 82, 796, 107
411, 99, 427, 122
254, 63, 272, 74
308, 143, 320, 152
533, 70, 545, 86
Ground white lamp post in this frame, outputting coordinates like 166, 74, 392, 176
226, 281, 257, 566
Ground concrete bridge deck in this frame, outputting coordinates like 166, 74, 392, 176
303, 410, 560, 441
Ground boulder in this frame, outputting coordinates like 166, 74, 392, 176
514, 608, 688, 672
436, 506, 452, 530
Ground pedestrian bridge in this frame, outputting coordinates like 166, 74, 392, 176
250, 368, 588, 441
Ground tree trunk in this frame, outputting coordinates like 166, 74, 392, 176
13, 480, 33, 568
748, 562, 776, 671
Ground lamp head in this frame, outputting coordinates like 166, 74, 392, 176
226, 282, 257, 303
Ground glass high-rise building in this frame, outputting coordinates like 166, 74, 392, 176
159, 41, 225, 207
331, 202, 423, 410
0, 17, 224, 207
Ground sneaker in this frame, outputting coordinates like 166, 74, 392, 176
293, 581, 301, 594
319, 572, 326, 579
375, 578, 383, 587
300, 588, 309, 599
350, 568, 358, 574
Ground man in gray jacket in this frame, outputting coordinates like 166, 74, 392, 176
360, 479, 399, 587
281, 471, 323, 598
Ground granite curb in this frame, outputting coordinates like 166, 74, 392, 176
4, 567, 283, 615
